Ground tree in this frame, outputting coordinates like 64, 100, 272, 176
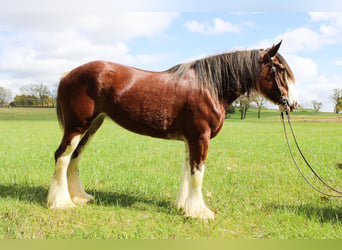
14, 94, 39, 107
238, 95, 251, 120
336, 100, 342, 113
252, 95, 266, 119
311, 100, 322, 113
51, 87, 57, 108
20, 84, 37, 96
20, 83, 51, 107
0, 86, 12, 107
34, 84, 51, 107
41, 95, 55, 107
332, 88, 342, 113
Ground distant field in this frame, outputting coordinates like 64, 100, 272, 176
0, 107, 57, 120
0, 107, 341, 239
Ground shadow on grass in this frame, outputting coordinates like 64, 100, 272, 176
0, 184, 176, 214
89, 188, 176, 214
266, 203, 342, 224
0, 183, 48, 206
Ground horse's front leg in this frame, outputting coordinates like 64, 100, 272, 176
183, 132, 215, 219
175, 142, 190, 209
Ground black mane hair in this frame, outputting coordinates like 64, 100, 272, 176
167, 50, 261, 100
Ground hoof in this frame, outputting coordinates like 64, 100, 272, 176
71, 194, 94, 205
184, 199, 215, 220
174, 198, 185, 210
184, 207, 215, 220
48, 200, 76, 209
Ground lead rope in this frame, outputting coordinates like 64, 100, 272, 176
281, 111, 342, 198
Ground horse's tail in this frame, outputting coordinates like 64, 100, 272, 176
56, 72, 69, 129
56, 96, 63, 129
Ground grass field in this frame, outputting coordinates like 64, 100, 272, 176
0, 108, 341, 239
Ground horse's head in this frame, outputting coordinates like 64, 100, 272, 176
259, 41, 297, 111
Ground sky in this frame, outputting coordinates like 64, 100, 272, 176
1, 1, 342, 111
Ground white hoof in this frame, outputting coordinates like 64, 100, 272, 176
71, 193, 94, 205
175, 194, 187, 210
48, 199, 76, 209
184, 205, 215, 219
184, 195, 215, 219
48, 184, 76, 209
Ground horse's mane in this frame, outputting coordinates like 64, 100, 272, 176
167, 49, 295, 101
167, 50, 261, 100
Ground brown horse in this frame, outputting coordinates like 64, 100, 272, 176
48, 42, 296, 219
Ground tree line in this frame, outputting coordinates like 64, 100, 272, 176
227, 88, 342, 119
226, 92, 266, 120
310, 89, 342, 114
1, 84, 342, 114
0, 83, 56, 108
333, 88, 342, 113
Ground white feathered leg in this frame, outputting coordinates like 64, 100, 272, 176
48, 135, 81, 209
184, 164, 214, 219
67, 155, 94, 205
66, 115, 104, 205
175, 142, 190, 209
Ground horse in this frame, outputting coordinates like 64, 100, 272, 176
47, 41, 297, 219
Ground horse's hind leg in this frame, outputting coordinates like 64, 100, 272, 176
67, 115, 105, 205
48, 132, 81, 209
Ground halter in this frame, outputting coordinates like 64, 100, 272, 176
265, 52, 290, 112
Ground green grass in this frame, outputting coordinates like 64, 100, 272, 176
0, 108, 342, 239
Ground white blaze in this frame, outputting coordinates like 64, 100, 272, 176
287, 80, 297, 107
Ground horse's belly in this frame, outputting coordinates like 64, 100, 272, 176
105, 91, 185, 139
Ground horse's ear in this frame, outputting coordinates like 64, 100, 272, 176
266, 40, 282, 58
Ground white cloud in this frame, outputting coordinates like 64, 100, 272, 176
278, 28, 322, 53
255, 27, 330, 54
185, 18, 250, 35
0, 12, 178, 41
285, 55, 318, 82
186, 21, 205, 33
320, 24, 339, 36
0, 0, 171, 12
309, 12, 342, 27
333, 59, 342, 66
77, 12, 178, 41
255, 13, 342, 54
0, 12, 178, 94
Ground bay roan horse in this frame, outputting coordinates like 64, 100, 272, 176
48, 41, 297, 219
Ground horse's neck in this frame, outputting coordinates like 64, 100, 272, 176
222, 84, 248, 106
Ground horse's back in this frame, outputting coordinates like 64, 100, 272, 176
57, 60, 184, 137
